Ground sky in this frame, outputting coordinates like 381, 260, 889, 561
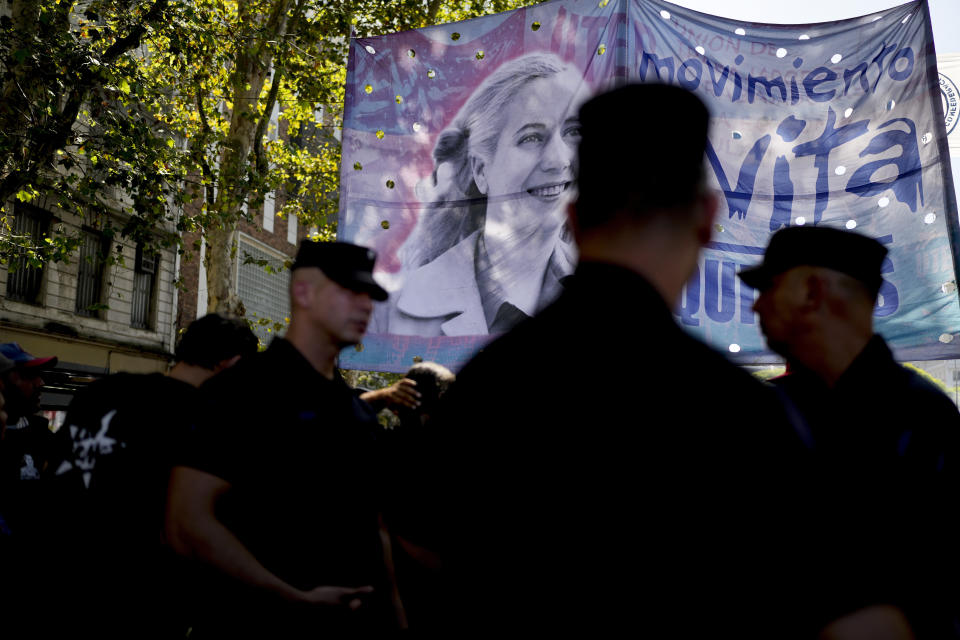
666, 0, 960, 52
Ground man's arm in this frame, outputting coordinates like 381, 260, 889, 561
360, 378, 421, 412
165, 466, 373, 608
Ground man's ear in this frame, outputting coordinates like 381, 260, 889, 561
470, 155, 488, 195
213, 354, 242, 373
694, 191, 718, 247
291, 279, 312, 309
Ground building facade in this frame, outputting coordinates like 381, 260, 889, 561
1, 197, 179, 408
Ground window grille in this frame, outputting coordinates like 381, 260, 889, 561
5, 204, 49, 303
131, 244, 157, 329
75, 229, 108, 317
237, 239, 290, 342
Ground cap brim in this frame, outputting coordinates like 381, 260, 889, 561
363, 282, 389, 302
339, 272, 388, 302
737, 265, 772, 291
21, 356, 58, 369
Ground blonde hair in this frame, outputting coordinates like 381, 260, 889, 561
402, 52, 574, 268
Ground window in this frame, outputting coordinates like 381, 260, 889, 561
75, 229, 109, 317
286, 212, 298, 244
5, 204, 50, 304
131, 244, 158, 329
262, 192, 275, 232
237, 237, 290, 342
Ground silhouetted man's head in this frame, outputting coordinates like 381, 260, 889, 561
574, 83, 710, 232
176, 314, 259, 370
739, 226, 887, 361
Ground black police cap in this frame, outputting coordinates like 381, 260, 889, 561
291, 241, 388, 301
738, 226, 888, 296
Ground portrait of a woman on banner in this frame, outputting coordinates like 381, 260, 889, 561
371, 52, 592, 337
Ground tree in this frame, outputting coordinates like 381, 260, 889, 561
1, 0, 539, 314
1, 0, 178, 262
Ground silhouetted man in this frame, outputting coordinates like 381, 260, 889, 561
402, 84, 814, 636
25, 314, 258, 638
741, 226, 960, 637
166, 241, 397, 637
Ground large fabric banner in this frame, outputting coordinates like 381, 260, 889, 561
339, 0, 959, 372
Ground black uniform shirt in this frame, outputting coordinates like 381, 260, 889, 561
772, 336, 960, 635
184, 338, 385, 592
401, 261, 815, 636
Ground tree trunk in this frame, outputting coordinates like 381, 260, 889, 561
202, 0, 295, 314
204, 225, 245, 315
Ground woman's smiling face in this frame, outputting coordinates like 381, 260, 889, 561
472, 68, 587, 242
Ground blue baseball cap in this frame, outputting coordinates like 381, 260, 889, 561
0, 343, 58, 370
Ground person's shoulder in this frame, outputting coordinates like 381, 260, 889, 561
68, 373, 154, 413
900, 367, 960, 421
199, 346, 272, 393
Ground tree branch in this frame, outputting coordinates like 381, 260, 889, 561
102, 0, 170, 63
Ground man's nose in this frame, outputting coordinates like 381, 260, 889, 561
539, 131, 572, 172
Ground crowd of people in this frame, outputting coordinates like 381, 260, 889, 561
1, 82, 958, 638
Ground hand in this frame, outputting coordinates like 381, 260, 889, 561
298, 585, 375, 611
382, 378, 421, 410
360, 379, 421, 411
818, 605, 914, 640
